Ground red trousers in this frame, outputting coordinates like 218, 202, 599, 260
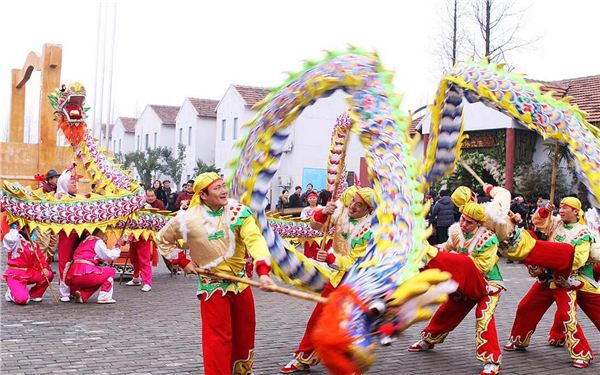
508, 282, 593, 361
68, 268, 115, 302
422, 292, 502, 364
292, 282, 336, 364
426, 251, 488, 300
130, 240, 153, 286
522, 238, 574, 280
200, 288, 256, 375
549, 290, 600, 343
57, 231, 79, 281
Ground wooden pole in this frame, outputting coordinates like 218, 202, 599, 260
196, 268, 327, 304
549, 141, 560, 204
458, 158, 486, 186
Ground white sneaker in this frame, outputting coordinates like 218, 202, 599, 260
5, 290, 13, 302
97, 298, 116, 304
60, 296, 70, 302
141, 284, 152, 292
31, 297, 43, 302
125, 277, 142, 286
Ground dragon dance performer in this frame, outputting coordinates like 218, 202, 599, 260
547, 208, 600, 346
451, 184, 580, 289
64, 228, 122, 304
54, 168, 83, 302
3, 226, 54, 305
504, 197, 594, 369
409, 202, 504, 375
36, 169, 60, 262
280, 186, 375, 374
155, 172, 275, 375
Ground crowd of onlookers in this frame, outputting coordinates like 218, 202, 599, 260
427, 187, 558, 245
145, 179, 196, 211
276, 183, 332, 212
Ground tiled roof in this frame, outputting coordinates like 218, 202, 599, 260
531, 75, 600, 123
233, 85, 271, 107
188, 98, 218, 118
149, 105, 180, 125
118, 117, 137, 133
409, 116, 422, 136
551, 75, 600, 123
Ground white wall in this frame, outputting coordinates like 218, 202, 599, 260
111, 118, 135, 154
420, 102, 514, 135
176, 98, 217, 182
134, 106, 175, 151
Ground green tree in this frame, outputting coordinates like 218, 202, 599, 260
117, 148, 168, 188
193, 159, 221, 176
161, 143, 186, 188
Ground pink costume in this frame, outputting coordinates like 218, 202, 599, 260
65, 236, 120, 302
129, 238, 153, 287
3, 229, 54, 305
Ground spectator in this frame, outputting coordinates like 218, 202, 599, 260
277, 190, 290, 211
300, 191, 322, 219
301, 183, 314, 206
41, 169, 60, 193
510, 194, 529, 228
431, 189, 456, 244
162, 180, 177, 211
289, 186, 303, 208
146, 189, 165, 210
153, 180, 167, 207
318, 189, 332, 207
175, 180, 195, 210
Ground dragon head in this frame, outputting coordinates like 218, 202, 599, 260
49, 82, 89, 144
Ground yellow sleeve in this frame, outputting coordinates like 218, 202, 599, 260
155, 216, 182, 258
333, 239, 368, 272
572, 241, 591, 271
469, 242, 499, 274
239, 215, 270, 262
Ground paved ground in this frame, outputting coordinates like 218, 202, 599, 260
1, 258, 598, 375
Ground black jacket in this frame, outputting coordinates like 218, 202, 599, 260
431, 196, 457, 227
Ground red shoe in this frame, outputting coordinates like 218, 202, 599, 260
480, 363, 501, 375
280, 359, 310, 374
572, 359, 590, 368
407, 340, 434, 352
503, 341, 526, 351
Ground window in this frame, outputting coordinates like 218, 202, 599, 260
233, 117, 238, 140
188, 126, 192, 146
137, 135, 140, 150
154, 132, 157, 148
145, 134, 149, 150
221, 119, 226, 141
179, 128, 183, 143
118, 139, 121, 153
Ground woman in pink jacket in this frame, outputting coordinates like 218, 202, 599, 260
65, 229, 121, 304
3, 226, 54, 305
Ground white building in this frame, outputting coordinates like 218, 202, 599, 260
109, 117, 136, 154
134, 105, 180, 151
215, 85, 368, 204
175, 97, 219, 182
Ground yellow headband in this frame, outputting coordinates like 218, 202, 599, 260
461, 202, 486, 223
339, 186, 359, 207
560, 197, 584, 224
189, 172, 222, 209
451, 186, 475, 211
356, 187, 376, 209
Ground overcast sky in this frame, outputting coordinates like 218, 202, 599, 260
1, 0, 598, 142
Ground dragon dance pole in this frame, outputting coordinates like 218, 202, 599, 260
549, 141, 560, 204
195, 268, 327, 304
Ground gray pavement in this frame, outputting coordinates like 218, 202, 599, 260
1, 258, 598, 374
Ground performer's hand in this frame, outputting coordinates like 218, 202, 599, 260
508, 212, 522, 224
316, 249, 328, 262
322, 201, 336, 215
483, 183, 493, 194
183, 262, 197, 275
259, 275, 275, 291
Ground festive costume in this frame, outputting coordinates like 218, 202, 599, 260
281, 188, 374, 373
3, 228, 54, 305
155, 172, 272, 375
411, 203, 503, 374
65, 235, 120, 303
126, 238, 154, 290
506, 199, 594, 367
452, 186, 576, 285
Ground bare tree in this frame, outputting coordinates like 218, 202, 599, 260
438, 0, 468, 71
470, 0, 538, 63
